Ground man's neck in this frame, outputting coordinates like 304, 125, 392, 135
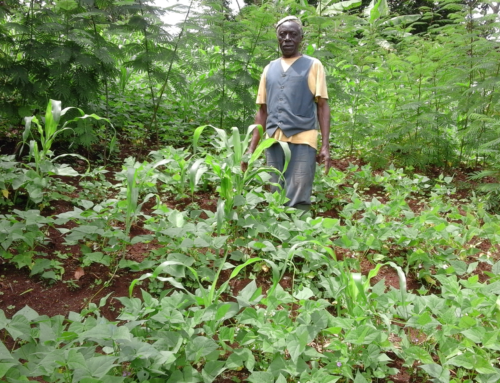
282, 53, 302, 59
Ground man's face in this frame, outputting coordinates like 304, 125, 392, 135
277, 21, 302, 58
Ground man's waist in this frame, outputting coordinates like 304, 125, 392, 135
267, 128, 318, 150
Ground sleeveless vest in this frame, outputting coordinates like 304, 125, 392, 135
265, 55, 317, 138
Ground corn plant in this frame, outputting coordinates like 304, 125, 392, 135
187, 158, 208, 200
19, 99, 114, 205
119, 159, 167, 238
149, 147, 193, 198
193, 124, 291, 233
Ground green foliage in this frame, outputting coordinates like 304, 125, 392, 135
2, 126, 500, 381
1, 1, 116, 119
3, 0, 500, 173
4, 4, 500, 381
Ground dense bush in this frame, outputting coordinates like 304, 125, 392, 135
1, 0, 500, 165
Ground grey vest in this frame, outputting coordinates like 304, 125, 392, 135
265, 55, 317, 138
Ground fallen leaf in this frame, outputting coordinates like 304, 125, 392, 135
74, 267, 85, 280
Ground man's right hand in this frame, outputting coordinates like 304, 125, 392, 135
241, 150, 253, 172
241, 160, 248, 172
243, 107, 266, 172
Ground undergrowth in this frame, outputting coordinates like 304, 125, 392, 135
1, 117, 500, 382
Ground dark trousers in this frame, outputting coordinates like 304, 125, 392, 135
266, 143, 316, 208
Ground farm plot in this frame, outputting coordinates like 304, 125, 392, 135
1, 125, 500, 383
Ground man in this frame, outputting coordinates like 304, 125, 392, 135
245, 15, 330, 211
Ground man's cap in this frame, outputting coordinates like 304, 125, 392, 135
275, 16, 303, 32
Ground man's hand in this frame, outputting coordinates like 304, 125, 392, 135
241, 140, 258, 173
242, 106, 267, 172
241, 155, 249, 172
318, 145, 330, 175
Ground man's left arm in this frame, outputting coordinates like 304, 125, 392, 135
317, 97, 330, 174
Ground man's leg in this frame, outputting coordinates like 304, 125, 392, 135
266, 143, 316, 208
266, 143, 286, 193
284, 143, 316, 208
